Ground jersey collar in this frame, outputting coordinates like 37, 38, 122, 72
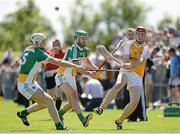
74, 43, 84, 51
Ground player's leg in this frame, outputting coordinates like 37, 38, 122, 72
46, 74, 62, 111
144, 72, 153, 107
47, 88, 62, 111
31, 89, 65, 130
17, 82, 64, 130
115, 86, 140, 129
94, 72, 127, 115
115, 72, 142, 129
59, 82, 93, 127
47, 89, 55, 99
55, 87, 62, 111
55, 74, 73, 118
58, 96, 72, 120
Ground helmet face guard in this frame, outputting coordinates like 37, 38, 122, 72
135, 26, 146, 43
73, 30, 88, 40
30, 33, 47, 47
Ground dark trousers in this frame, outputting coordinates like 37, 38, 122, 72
124, 85, 147, 121
80, 97, 103, 111
14, 92, 30, 108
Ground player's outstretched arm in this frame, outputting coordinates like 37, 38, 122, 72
47, 57, 85, 73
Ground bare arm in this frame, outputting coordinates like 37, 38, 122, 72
46, 57, 85, 72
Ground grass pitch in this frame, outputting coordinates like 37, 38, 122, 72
0, 101, 179, 134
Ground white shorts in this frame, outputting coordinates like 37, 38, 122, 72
116, 71, 142, 89
17, 81, 42, 100
55, 74, 77, 90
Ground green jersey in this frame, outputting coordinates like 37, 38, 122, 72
64, 43, 89, 61
57, 43, 89, 76
18, 46, 49, 83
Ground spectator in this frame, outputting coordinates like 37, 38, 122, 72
169, 77, 180, 102
44, 39, 65, 111
145, 58, 155, 110
168, 48, 180, 80
82, 75, 104, 111
2, 48, 13, 65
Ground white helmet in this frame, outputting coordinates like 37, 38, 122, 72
30, 33, 47, 46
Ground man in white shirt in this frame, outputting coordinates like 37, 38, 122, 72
82, 75, 104, 111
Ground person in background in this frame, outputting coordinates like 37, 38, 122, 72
82, 75, 104, 111
168, 48, 180, 102
169, 77, 180, 102
45, 39, 65, 111
2, 48, 13, 65
168, 48, 180, 81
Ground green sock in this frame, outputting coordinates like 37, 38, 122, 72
77, 112, 85, 123
21, 109, 29, 117
58, 109, 66, 118
55, 122, 64, 130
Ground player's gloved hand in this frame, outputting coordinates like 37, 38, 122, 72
89, 71, 97, 78
122, 63, 133, 69
75, 65, 86, 74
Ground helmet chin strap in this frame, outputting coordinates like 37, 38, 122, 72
76, 42, 84, 48
33, 42, 45, 48
136, 40, 144, 44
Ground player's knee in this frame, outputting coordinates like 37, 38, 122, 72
45, 96, 54, 106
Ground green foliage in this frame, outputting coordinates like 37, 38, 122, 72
0, 0, 55, 51
157, 15, 173, 30
60, 0, 149, 50
157, 14, 180, 31
0, 101, 180, 133
175, 16, 180, 31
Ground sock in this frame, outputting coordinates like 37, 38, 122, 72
55, 122, 64, 130
77, 112, 85, 123
58, 109, 66, 118
20, 109, 29, 117
100, 103, 107, 110
55, 99, 62, 111
118, 115, 125, 123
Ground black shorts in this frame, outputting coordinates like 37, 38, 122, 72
45, 73, 56, 90
0, 90, 4, 97
100, 79, 112, 91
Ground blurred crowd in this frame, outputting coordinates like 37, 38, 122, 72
0, 25, 180, 111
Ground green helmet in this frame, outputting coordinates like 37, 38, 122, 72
73, 30, 88, 38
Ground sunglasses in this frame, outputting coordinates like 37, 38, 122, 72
169, 85, 180, 89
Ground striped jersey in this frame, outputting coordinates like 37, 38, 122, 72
18, 46, 49, 83
57, 43, 89, 76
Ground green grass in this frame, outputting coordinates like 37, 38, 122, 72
0, 101, 180, 133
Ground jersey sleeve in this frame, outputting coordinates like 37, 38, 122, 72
140, 46, 150, 60
123, 41, 132, 56
63, 48, 72, 61
36, 49, 50, 62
